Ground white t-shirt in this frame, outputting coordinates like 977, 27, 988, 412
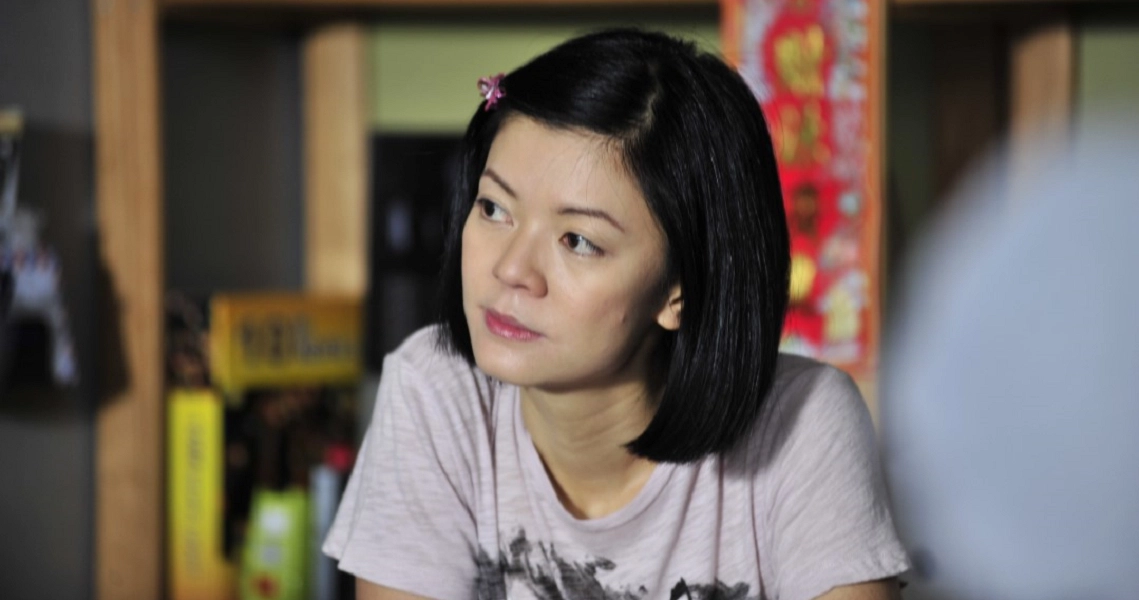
324, 326, 909, 600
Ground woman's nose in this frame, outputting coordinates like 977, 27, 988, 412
491, 232, 548, 297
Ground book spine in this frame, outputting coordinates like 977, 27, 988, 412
168, 388, 234, 600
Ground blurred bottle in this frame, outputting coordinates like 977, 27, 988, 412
241, 488, 309, 600
310, 444, 354, 600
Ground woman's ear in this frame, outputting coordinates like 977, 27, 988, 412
656, 283, 683, 331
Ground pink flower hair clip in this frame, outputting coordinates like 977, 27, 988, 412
477, 73, 506, 111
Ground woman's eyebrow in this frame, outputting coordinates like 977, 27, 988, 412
481, 168, 516, 198
557, 206, 626, 233
484, 166, 625, 232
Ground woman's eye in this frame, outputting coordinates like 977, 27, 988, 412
476, 198, 509, 223
563, 233, 603, 257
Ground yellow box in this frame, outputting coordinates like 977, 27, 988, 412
167, 388, 234, 600
209, 294, 362, 395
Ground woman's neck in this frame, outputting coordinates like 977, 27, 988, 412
520, 381, 659, 520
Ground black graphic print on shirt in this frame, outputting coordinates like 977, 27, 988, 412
474, 529, 759, 600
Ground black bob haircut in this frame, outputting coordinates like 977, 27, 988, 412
436, 28, 790, 464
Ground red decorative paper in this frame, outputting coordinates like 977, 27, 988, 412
722, 0, 883, 392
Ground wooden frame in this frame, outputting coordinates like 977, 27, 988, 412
92, 1, 163, 598
162, 0, 715, 7
1009, 16, 1074, 195
303, 23, 370, 297
91, 1, 1078, 598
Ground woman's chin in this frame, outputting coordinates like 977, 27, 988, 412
471, 344, 533, 385
471, 347, 578, 390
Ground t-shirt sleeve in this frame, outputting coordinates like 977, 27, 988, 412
758, 365, 911, 600
322, 349, 479, 599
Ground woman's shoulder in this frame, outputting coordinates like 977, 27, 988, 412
768, 352, 865, 416
386, 325, 485, 389
387, 324, 467, 372
380, 324, 503, 429
732, 353, 874, 471
738, 355, 910, 596
771, 352, 857, 392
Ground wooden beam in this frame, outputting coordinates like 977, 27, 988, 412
1006, 16, 1074, 203
303, 23, 370, 296
894, 0, 1108, 4
162, 0, 1121, 8
862, 0, 887, 421
91, 0, 164, 599
1009, 16, 1074, 160
165, 0, 715, 8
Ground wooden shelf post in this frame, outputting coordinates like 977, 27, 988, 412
92, 0, 165, 599
303, 23, 370, 297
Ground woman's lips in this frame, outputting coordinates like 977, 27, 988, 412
485, 309, 542, 341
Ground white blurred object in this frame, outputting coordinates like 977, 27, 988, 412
0, 107, 78, 387
883, 118, 1139, 600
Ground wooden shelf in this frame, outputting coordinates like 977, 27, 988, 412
163, 0, 717, 8
159, 0, 1111, 7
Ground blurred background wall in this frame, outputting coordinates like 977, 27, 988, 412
0, 1, 95, 599
1079, 11, 1139, 117
164, 24, 305, 297
368, 19, 719, 133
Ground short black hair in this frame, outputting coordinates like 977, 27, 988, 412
437, 28, 789, 463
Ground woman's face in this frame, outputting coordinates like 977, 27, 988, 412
461, 115, 680, 392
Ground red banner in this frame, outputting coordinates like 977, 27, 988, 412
722, 0, 884, 397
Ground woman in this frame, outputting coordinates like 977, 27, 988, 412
325, 29, 909, 600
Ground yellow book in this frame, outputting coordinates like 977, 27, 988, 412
168, 388, 234, 600
209, 294, 362, 395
